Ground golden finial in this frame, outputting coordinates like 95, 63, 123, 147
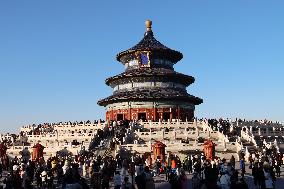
145, 20, 152, 31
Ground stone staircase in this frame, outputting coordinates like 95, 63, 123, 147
241, 139, 257, 154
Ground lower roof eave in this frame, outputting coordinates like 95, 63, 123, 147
97, 97, 203, 107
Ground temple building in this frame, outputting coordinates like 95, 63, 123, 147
98, 20, 203, 122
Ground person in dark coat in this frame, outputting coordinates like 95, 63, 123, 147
230, 155, 235, 168
252, 162, 259, 186
3, 173, 13, 189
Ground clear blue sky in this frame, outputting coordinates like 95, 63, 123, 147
0, 1, 283, 132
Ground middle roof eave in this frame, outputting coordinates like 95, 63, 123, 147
105, 68, 195, 86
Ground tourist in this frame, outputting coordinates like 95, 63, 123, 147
57, 162, 64, 184
40, 169, 48, 188
252, 162, 259, 186
229, 169, 239, 188
169, 171, 180, 189
121, 176, 132, 189
229, 155, 235, 168
63, 160, 70, 175
219, 159, 226, 174
263, 162, 275, 189
239, 158, 245, 178
192, 171, 201, 189
0, 161, 2, 178
135, 164, 145, 189
248, 154, 253, 169
113, 171, 122, 189
20, 164, 28, 189
12, 167, 22, 189
35, 163, 43, 187
155, 158, 161, 176
144, 166, 155, 189
101, 169, 111, 189
179, 169, 188, 189
226, 163, 234, 176
26, 160, 35, 182
219, 171, 231, 189
188, 156, 193, 173
275, 160, 281, 177
171, 157, 177, 171
3, 173, 13, 189
257, 162, 266, 189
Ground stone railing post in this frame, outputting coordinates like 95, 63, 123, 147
274, 139, 278, 146
223, 139, 227, 150
173, 130, 176, 140
196, 128, 200, 138
225, 135, 229, 142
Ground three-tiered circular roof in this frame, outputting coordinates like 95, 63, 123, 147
97, 20, 203, 107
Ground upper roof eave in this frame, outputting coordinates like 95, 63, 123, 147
116, 24, 183, 64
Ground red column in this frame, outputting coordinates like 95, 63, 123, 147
111, 109, 114, 121
128, 107, 131, 121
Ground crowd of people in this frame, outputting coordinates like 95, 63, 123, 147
0, 118, 283, 189
0, 151, 158, 189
